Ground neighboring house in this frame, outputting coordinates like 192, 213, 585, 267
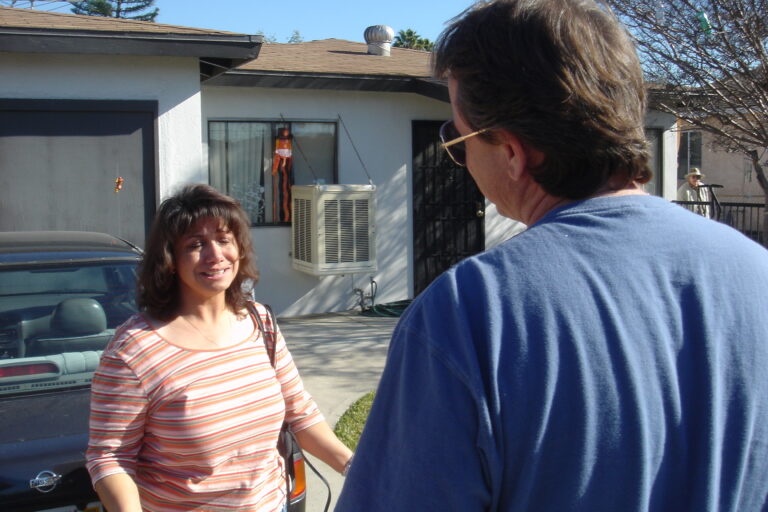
0, 8, 680, 315
675, 121, 764, 202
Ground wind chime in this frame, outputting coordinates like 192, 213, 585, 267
272, 127, 293, 223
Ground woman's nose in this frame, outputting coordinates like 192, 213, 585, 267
203, 241, 224, 261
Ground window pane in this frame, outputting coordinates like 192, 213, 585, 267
229, 123, 271, 224
291, 122, 336, 186
209, 121, 337, 225
689, 131, 702, 168
677, 130, 702, 179
209, 122, 227, 194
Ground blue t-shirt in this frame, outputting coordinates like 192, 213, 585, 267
336, 195, 768, 511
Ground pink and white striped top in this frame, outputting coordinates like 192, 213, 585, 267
86, 302, 323, 511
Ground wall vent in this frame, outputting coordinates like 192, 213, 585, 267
291, 184, 377, 276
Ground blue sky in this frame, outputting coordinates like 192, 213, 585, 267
8, 2, 674, 76
12, 0, 474, 43
155, 0, 476, 43
16, 0, 477, 43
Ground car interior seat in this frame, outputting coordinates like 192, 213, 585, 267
25, 298, 113, 357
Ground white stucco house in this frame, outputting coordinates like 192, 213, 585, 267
0, 7, 680, 315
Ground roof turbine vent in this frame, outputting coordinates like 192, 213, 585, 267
364, 25, 395, 56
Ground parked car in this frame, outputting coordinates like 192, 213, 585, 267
0, 231, 141, 511
0, 231, 307, 512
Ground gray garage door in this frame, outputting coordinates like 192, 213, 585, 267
0, 99, 156, 247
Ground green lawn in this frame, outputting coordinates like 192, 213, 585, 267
333, 391, 375, 451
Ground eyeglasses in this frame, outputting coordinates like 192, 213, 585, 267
439, 120, 489, 167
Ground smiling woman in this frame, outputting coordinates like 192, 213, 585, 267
172, 218, 240, 334
86, 183, 353, 512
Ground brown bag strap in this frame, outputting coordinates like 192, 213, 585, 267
248, 302, 277, 367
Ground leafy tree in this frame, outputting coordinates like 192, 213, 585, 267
255, 30, 277, 44
287, 30, 303, 44
70, 0, 159, 21
606, 0, 768, 217
70, 0, 112, 16
393, 28, 434, 51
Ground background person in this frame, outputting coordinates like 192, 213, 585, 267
336, 0, 768, 510
676, 167, 711, 217
86, 184, 352, 512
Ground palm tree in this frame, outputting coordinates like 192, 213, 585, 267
393, 28, 434, 51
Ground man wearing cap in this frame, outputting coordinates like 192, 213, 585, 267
676, 167, 711, 217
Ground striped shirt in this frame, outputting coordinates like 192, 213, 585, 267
86, 302, 323, 511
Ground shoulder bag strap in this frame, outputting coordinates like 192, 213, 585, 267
248, 302, 296, 501
248, 302, 277, 367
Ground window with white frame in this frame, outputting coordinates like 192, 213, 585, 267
209, 120, 337, 225
677, 130, 702, 180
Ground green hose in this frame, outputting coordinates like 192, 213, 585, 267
361, 299, 412, 317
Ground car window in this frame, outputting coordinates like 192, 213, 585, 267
0, 261, 138, 396
0, 265, 113, 295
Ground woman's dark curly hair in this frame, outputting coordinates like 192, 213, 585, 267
433, 0, 652, 199
137, 184, 259, 321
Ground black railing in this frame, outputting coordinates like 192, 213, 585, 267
674, 200, 766, 246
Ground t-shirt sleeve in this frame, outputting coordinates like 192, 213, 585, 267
86, 347, 148, 484
269, 317, 324, 433
335, 296, 494, 511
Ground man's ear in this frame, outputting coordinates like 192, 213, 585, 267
497, 131, 543, 182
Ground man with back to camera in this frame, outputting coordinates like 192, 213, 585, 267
335, 0, 768, 510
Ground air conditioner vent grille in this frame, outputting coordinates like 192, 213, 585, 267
291, 185, 376, 276
294, 198, 312, 263
355, 199, 370, 261
339, 199, 354, 263
325, 200, 339, 264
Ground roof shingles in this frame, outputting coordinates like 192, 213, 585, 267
0, 6, 243, 36
237, 39, 433, 78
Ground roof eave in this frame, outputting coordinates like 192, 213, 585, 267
207, 70, 449, 102
0, 30, 263, 81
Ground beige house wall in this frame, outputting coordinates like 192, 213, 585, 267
677, 122, 765, 202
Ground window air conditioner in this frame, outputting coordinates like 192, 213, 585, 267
291, 184, 377, 276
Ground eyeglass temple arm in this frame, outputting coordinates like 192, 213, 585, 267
441, 128, 489, 148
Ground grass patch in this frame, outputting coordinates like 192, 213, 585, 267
333, 391, 375, 451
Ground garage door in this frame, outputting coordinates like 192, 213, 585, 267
0, 99, 156, 247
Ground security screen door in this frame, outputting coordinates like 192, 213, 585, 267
412, 120, 485, 296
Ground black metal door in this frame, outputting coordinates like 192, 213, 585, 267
412, 120, 485, 295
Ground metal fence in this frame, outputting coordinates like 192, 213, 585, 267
674, 200, 766, 246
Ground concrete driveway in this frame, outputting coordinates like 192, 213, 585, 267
278, 311, 399, 512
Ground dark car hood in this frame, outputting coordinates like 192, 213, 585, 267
0, 388, 97, 510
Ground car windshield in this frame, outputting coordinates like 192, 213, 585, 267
0, 260, 138, 396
